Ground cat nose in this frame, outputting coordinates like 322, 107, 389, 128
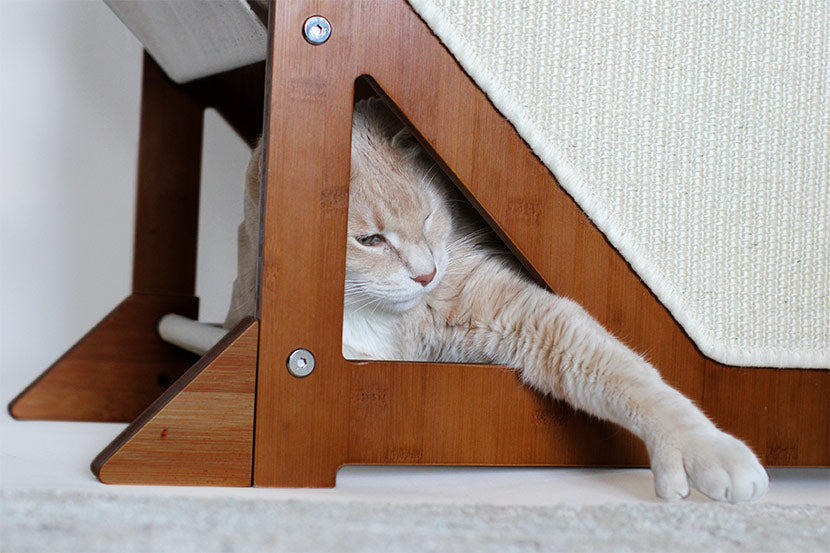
412, 267, 437, 287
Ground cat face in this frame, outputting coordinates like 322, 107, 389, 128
344, 100, 452, 313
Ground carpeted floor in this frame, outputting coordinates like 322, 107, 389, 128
2, 489, 828, 553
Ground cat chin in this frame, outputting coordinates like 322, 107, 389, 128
373, 293, 423, 313
388, 297, 423, 312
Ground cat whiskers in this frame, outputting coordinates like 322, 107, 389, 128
345, 293, 383, 312
446, 228, 491, 249
418, 164, 442, 190
444, 230, 494, 264
344, 280, 390, 315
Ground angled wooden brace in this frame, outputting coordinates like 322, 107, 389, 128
70, 0, 830, 486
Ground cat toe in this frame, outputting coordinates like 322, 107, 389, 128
695, 464, 767, 503
729, 468, 763, 503
651, 447, 689, 500
655, 481, 689, 501
743, 463, 770, 501
721, 442, 769, 502
685, 432, 769, 503
689, 465, 733, 502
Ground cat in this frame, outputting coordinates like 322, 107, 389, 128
166, 98, 769, 503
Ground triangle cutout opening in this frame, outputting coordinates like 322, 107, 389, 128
342, 77, 547, 363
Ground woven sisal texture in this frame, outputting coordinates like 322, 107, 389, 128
407, 0, 829, 368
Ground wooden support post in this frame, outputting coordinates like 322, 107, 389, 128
183, 61, 266, 147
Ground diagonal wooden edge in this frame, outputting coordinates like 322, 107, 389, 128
8, 293, 199, 422
92, 318, 258, 486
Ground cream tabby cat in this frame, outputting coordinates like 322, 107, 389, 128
166, 98, 768, 503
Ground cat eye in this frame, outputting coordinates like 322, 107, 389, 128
356, 234, 385, 246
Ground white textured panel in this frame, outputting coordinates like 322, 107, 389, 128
104, 0, 266, 83
407, 0, 829, 368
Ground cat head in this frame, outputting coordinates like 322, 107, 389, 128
345, 99, 452, 313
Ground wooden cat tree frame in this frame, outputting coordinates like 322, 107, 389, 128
10, 0, 827, 486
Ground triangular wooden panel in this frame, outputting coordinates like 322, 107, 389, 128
251, 0, 827, 488
9, 293, 198, 422
92, 318, 258, 486
253, 0, 651, 488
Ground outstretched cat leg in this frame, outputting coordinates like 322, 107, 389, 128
445, 260, 768, 502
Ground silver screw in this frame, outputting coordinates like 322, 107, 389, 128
303, 16, 331, 45
287, 348, 315, 377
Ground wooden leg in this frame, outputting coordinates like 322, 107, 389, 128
251, 0, 825, 488
131, 54, 202, 298
9, 54, 203, 422
92, 319, 258, 486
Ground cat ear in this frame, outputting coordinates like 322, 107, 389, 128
354, 98, 405, 139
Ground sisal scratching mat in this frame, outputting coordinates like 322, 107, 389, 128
406, 0, 829, 368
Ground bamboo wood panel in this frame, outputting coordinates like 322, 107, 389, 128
131, 54, 203, 296
253, 0, 825, 486
9, 293, 198, 422
704, 363, 829, 466
93, 319, 258, 486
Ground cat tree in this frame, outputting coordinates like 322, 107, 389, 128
10, 0, 827, 486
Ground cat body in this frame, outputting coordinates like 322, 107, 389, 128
223, 99, 768, 503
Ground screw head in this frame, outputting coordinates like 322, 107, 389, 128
287, 348, 315, 377
303, 16, 331, 45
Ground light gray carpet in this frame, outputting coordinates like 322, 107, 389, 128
2, 489, 828, 553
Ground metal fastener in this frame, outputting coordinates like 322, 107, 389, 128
287, 348, 315, 377
303, 16, 331, 45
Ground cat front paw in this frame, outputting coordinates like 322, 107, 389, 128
648, 428, 769, 503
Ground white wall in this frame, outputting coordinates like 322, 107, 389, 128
0, 1, 251, 402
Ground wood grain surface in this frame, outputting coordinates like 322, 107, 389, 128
9, 293, 198, 422
131, 54, 203, 296
93, 319, 258, 486
252, 0, 827, 487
